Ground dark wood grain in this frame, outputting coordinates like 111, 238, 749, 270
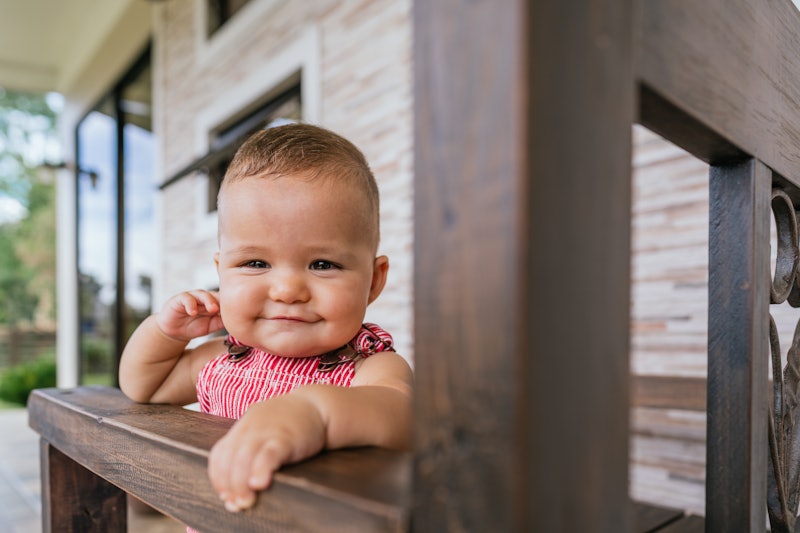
638, 0, 800, 186
40, 440, 127, 533
706, 160, 771, 531
632, 501, 684, 532
655, 514, 706, 533
28, 387, 410, 533
413, 0, 633, 530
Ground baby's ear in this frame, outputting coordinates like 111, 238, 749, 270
368, 256, 389, 304
214, 252, 220, 272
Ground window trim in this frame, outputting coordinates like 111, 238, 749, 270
158, 83, 301, 191
74, 45, 153, 386
194, 0, 283, 70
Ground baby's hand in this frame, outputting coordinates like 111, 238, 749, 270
208, 394, 326, 512
156, 290, 224, 342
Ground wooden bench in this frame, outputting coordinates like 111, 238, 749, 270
28, 387, 410, 533
28, 385, 706, 532
27, 0, 800, 531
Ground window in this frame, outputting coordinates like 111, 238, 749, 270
206, 0, 253, 37
205, 84, 301, 211
75, 48, 154, 385
160, 82, 301, 214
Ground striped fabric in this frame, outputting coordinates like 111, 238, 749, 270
196, 323, 394, 419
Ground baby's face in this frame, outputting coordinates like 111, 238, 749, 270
214, 175, 386, 357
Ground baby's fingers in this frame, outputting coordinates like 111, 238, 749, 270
208, 434, 292, 513
208, 435, 239, 501
179, 290, 219, 316
191, 290, 220, 314
208, 436, 258, 512
247, 439, 292, 491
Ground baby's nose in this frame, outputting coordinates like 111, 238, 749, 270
268, 271, 309, 303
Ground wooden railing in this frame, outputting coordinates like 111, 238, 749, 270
28, 387, 410, 533
26, 0, 800, 531
28, 385, 713, 532
637, 1, 800, 530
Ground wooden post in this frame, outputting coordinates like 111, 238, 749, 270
40, 439, 127, 533
706, 160, 770, 531
413, 0, 634, 530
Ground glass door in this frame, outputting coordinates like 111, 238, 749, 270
76, 49, 154, 385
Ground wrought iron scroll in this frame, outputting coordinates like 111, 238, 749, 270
767, 188, 800, 533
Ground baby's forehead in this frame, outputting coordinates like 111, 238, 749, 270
224, 172, 375, 210
219, 175, 380, 245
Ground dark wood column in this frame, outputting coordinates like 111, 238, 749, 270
413, 0, 634, 530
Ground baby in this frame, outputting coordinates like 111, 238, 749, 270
119, 123, 413, 514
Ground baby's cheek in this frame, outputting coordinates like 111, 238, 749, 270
217, 284, 253, 322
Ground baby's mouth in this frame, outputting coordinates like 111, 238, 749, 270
270, 315, 309, 323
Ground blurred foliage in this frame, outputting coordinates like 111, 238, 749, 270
0, 88, 58, 200
82, 337, 112, 374
0, 89, 59, 330
0, 225, 37, 324
0, 356, 57, 405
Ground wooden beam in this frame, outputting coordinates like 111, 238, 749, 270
706, 160, 770, 531
632, 375, 707, 412
638, 0, 800, 184
28, 387, 410, 533
40, 441, 127, 533
413, 0, 634, 530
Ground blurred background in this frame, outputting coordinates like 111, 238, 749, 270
0, 0, 415, 401
0, 1, 414, 530
0, 90, 60, 407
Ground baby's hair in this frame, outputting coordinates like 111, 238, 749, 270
221, 123, 380, 239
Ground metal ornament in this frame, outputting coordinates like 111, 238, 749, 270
768, 187, 800, 532
317, 345, 358, 373
225, 339, 252, 362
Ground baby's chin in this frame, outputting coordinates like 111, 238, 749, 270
232, 324, 357, 357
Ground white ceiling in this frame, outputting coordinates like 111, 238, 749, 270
0, 0, 94, 92
0, 0, 152, 96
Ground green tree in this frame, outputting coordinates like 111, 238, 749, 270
14, 177, 56, 322
0, 88, 60, 365
0, 88, 57, 201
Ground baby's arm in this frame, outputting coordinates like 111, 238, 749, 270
207, 351, 413, 512
119, 290, 226, 405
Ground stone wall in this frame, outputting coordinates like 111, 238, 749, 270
630, 125, 800, 514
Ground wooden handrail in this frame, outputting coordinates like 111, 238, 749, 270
27, 386, 411, 533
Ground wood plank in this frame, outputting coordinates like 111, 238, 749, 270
632, 375, 706, 411
412, 1, 522, 529
632, 501, 683, 532
28, 387, 410, 533
706, 160, 771, 531
413, 0, 633, 530
655, 514, 705, 533
40, 440, 127, 533
637, 0, 800, 186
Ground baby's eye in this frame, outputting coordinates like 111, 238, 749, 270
310, 260, 339, 271
243, 260, 269, 269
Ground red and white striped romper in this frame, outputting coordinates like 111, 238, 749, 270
186, 324, 393, 532
196, 323, 394, 419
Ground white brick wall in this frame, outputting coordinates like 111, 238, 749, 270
630, 125, 800, 515
153, 0, 414, 360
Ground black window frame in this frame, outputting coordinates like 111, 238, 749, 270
74, 45, 153, 386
